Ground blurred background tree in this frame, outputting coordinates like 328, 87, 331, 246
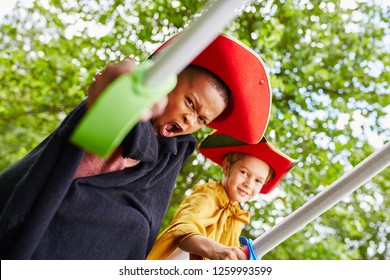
1, 0, 389, 259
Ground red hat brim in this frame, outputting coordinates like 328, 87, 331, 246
152, 34, 271, 144
199, 133, 297, 194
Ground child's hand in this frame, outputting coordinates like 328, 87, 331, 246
87, 59, 137, 108
207, 244, 248, 260
180, 234, 248, 260
139, 95, 168, 122
86, 59, 168, 122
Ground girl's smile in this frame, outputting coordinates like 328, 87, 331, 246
222, 155, 271, 204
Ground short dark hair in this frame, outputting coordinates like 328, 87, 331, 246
184, 65, 231, 106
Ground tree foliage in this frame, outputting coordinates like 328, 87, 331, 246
1, 0, 389, 259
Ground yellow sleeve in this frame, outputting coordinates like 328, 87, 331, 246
147, 183, 219, 260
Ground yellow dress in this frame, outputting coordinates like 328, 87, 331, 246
147, 181, 250, 260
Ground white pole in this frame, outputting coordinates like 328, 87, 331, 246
145, 0, 251, 86
252, 142, 390, 257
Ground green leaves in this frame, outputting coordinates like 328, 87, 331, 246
1, 0, 389, 259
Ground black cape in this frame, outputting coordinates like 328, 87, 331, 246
0, 102, 196, 259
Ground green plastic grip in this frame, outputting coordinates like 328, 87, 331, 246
70, 62, 177, 158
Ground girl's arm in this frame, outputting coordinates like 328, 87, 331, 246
179, 234, 247, 260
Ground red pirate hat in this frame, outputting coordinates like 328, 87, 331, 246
199, 133, 297, 194
152, 33, 271, 144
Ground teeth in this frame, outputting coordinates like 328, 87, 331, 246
168, 123, 181, 133
167, 123, 177, 132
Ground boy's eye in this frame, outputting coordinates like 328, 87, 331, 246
186, 97, 195, 109
240, 170, 248, 176
198, 117, 207, 125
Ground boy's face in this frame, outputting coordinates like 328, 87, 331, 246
222, 155, 270, 204
151, 70, 227, 137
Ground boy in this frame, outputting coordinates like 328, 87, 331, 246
0, 34, 271, 259
147, 133, 297, 260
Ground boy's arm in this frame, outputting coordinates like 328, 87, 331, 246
86, 60, 135, 108
86, 59, 168, 122
180, 234, 247, 260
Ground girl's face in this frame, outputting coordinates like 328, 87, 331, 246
152, 70, 227, 137
222, 155, 270, 204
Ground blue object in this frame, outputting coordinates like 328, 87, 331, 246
239, 236, 259, 260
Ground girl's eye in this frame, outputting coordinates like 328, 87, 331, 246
240, 171, 248, 176
255, 179, 264, 185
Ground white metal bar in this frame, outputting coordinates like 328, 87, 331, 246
252, 142, 390, 257
145, 0, 251, 86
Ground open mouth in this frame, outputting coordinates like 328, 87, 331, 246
160, 122, 183, 137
